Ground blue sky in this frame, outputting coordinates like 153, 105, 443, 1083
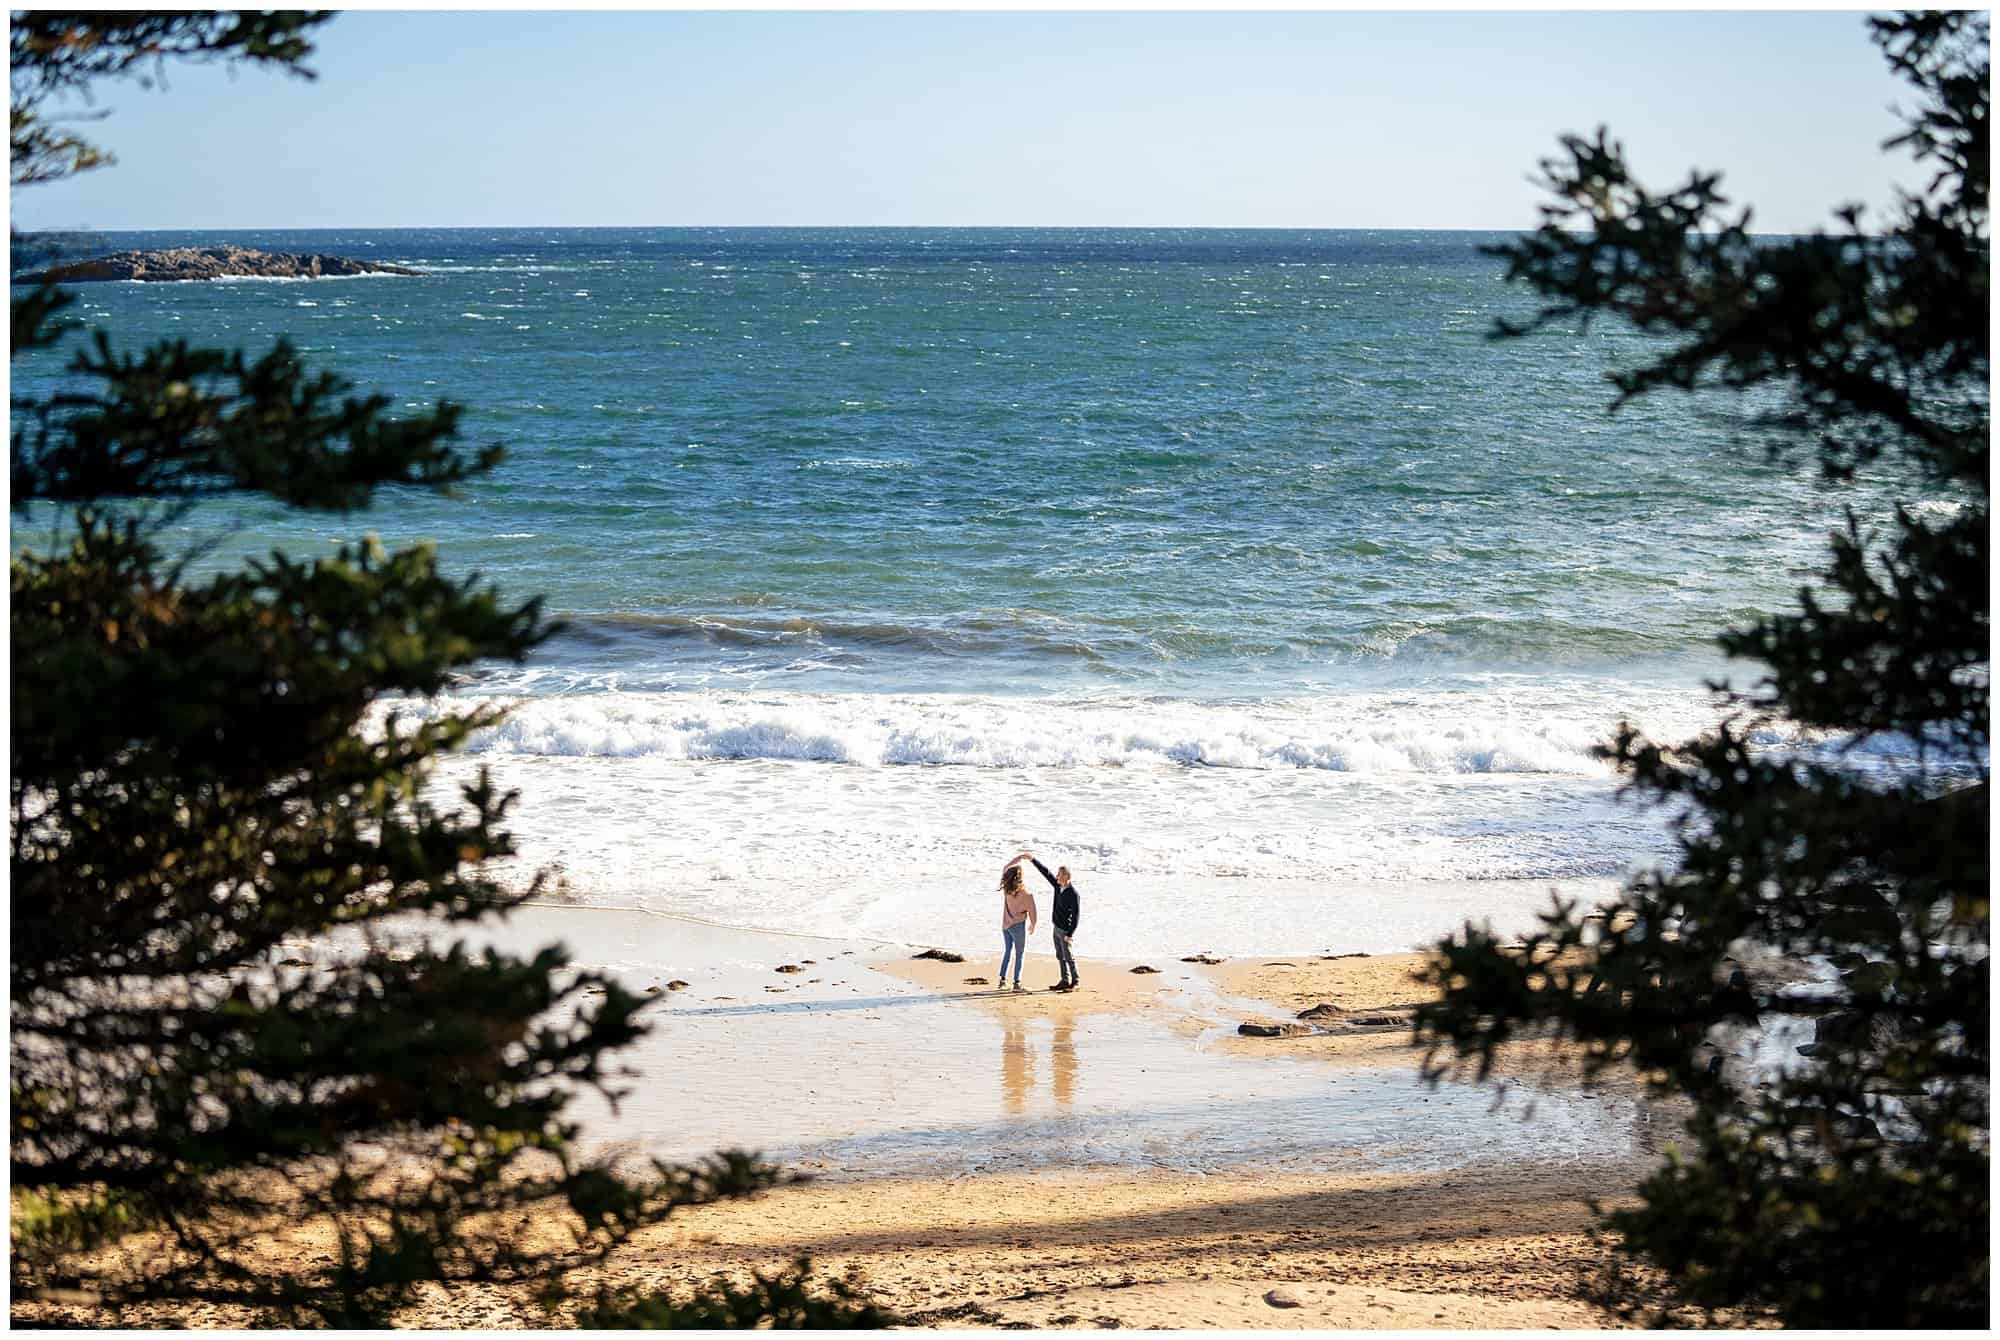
11, 8, 1923, 232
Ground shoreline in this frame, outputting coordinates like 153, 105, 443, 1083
505, 890, 1545, 963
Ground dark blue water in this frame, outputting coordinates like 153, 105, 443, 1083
12, 227, 1888, 697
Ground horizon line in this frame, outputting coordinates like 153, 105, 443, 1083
20, 222, 1535, 234
9, 221, 1850, 245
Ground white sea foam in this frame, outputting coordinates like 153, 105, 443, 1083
800, 456, 912, 471
381, 686, 1709, 775
1906, 498, 1967, 521
395, 682, 1957, 959
404, 263, 575, 274
206, 271, 409, 283
423, 741, 1649, 956
389, 683, 1726, 955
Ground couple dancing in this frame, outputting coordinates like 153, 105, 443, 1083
997, 852, 1082, 993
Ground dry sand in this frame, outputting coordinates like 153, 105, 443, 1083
524, 1161, 1648, 1331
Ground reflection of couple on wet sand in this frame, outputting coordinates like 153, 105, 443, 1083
997, 851, 1081, 992
1002, 1014, 1076, 1114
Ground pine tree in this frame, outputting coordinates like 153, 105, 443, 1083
10, 13, 888, 1326
1414, 12, 1987, 1326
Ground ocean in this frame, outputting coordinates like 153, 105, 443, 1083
10, 227, 1930, 956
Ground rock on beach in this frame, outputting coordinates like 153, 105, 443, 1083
13, 244, 422, 284
1238, 1020, 1312, 1038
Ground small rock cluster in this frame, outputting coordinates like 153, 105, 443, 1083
1234, 1002, 1414, 1037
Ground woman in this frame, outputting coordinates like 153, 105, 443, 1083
997, 854, 1038, 992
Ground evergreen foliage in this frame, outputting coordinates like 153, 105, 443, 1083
576, 1257, 901, 1329
10, 11, 326, 187
9, 12, 890, 1327
1413, 13, 1988, 1327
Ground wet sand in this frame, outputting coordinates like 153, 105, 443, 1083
492, 908, 1664, 1184
457, 908, 1673, 1326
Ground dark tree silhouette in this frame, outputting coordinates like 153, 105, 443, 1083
10, 11, 325, 187
10, 12, 889, 1327
1414, 12, 1987, 1327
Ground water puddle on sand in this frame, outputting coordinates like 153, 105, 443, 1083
445, 906, 1667, 1181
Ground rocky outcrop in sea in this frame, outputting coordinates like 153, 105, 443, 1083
12, 244, 422, 284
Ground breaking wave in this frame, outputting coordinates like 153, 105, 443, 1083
374, 687, 1722, 775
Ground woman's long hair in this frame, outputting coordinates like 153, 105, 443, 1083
1000, 863, 1024, 895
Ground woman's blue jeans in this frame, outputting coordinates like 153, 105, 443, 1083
999, 921, 1027, 985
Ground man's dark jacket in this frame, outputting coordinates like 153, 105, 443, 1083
1031, 858, 1080, 936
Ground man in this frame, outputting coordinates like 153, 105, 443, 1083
1023, 851, 1081, 992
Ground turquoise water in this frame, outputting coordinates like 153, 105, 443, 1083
9, 228, 1925, 953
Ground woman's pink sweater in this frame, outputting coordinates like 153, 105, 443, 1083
1002, 887, 1037, 931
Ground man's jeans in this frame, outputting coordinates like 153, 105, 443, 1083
999, 920, 1027, 985
1053, 930, 1077, 984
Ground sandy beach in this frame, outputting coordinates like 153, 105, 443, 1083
16, 904, 1687, 1329
523, 1163, 1648, 1331
406, 907, 1679, 1327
